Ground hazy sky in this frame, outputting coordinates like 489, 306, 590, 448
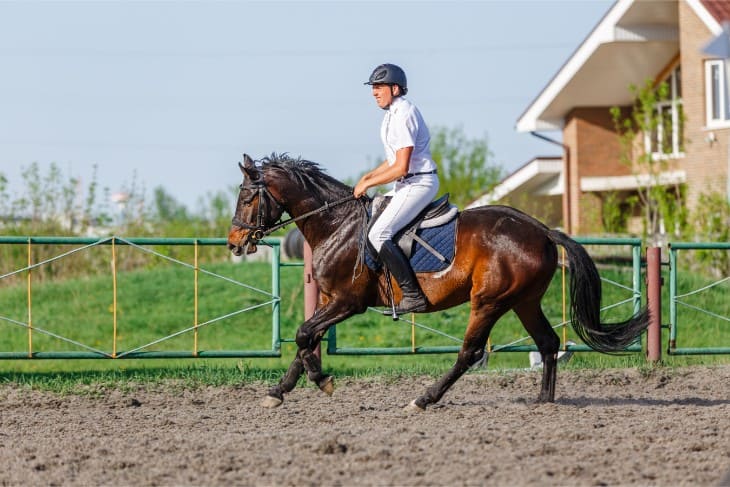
0, 0, 612, 210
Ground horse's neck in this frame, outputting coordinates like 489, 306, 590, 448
291, 197, 360, 252
274, 172, 358, 251
281, 191, 333, 247
293, 203, 339, 249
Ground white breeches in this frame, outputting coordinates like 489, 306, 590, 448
368, 174, 439, 252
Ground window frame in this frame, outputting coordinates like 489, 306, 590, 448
705, 59, 730, 129
646, 65, 684, 160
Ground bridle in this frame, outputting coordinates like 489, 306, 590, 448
231, 178, 357, 248
231, 181, 279, 245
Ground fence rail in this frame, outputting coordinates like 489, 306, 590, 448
0, 236, 281, 359
668, 242, 730, 355
1, 235, 727, 360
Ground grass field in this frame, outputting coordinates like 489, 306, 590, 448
0, 242, 728, 391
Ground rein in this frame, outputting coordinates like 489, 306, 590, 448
231, 181, 357, 244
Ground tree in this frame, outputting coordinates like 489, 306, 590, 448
693, 191, 730, 276
610, 79, 688, 244
347, 126, 503, 209
151, 186, 189, 223
429, 126, 503, 209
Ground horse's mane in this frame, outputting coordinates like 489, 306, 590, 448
257, 153, 354, 202
257, 153, 368, 279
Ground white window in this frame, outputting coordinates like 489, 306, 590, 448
705, 59, 730, 127
645, 65, 684, 159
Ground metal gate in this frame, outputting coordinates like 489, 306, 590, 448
668, 242, 730, 355
0, 236, 281, 359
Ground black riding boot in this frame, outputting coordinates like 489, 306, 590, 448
379, 240, 428, 313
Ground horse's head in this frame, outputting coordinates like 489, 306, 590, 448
227, 154, 286, 256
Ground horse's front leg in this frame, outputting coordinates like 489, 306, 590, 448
261, 304, 356, 407
296, 302, 360, 395
261, 356, 305, 408
261, 340, 326, 409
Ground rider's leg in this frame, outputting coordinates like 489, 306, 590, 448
379, 239, 427, 313
368, 176, 437, 313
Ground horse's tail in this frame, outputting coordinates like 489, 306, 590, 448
547, 229, 649, 353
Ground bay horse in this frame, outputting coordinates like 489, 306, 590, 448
227, 153, 649, 411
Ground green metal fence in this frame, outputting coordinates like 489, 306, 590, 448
668, 242, 730, 355
0, 236, 281, 359
4, 235, 727, 360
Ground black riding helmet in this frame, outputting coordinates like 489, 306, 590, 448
364, 63, 408, 95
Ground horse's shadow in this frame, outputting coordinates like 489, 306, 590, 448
556, 396, 730, 407
440, 396, 730, 408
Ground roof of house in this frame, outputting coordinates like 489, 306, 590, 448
485, 1, 727, 209
701, 0, 730, 22
516, 0, 724, 133
466, 156, 562, 208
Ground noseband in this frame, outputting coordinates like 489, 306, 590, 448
231, 179, 357, 247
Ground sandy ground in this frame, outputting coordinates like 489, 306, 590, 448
1, 365, 729, 486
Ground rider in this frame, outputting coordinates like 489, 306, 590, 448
354, 63, 439, 313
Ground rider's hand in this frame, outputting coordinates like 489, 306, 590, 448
353, 180, 368, 198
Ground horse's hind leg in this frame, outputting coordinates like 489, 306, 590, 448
514, 300, 560, 402
409, 305, 504, 411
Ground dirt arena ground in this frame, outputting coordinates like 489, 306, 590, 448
1, 365, 729, 486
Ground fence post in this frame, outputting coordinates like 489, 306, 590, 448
646, 246, 662, 362
303, 240, 320, 358
271, 242, 281, 352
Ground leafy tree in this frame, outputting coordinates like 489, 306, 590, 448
430, 126, 503, 209
347, 126, 503, 210
0, 172, 9, 218
693, 191, 730, 276
195, 187, 238, 231
152, 186, 189, 223
610, 79, 688, 244
600, 191, 639, 234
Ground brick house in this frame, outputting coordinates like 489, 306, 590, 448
494, 0, 730, 235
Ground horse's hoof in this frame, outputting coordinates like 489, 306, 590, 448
260, 395, 283, 408
403, 399, 426, 413
319, 376, 335, 396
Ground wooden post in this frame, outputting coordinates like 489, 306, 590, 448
303, 240, 320, 358
646, 246, 662, 362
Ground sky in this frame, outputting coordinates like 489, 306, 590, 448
0, 0, 613, 211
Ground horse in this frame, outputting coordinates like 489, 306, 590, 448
227, 153, 649, 411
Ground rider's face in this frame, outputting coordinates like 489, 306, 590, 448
372, 84, 399, 109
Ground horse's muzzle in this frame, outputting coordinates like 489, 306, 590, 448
227, 228, 258, 256
227, 240, 258, 257
227, 242, 243, 256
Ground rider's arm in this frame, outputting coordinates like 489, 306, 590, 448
353, 146, 413, 198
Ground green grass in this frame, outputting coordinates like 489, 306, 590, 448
0, 248, 728, 392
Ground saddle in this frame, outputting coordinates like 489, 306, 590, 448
367, 193, 459, 271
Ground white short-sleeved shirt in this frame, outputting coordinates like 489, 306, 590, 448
381, 96, 437, 174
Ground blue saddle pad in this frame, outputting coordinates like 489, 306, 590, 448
366, 218, 457, 273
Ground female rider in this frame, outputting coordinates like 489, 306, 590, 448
354, 63, 439, 314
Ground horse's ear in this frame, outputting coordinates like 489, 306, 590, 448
239, 154, 260, 180
243, 153, 255, 169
